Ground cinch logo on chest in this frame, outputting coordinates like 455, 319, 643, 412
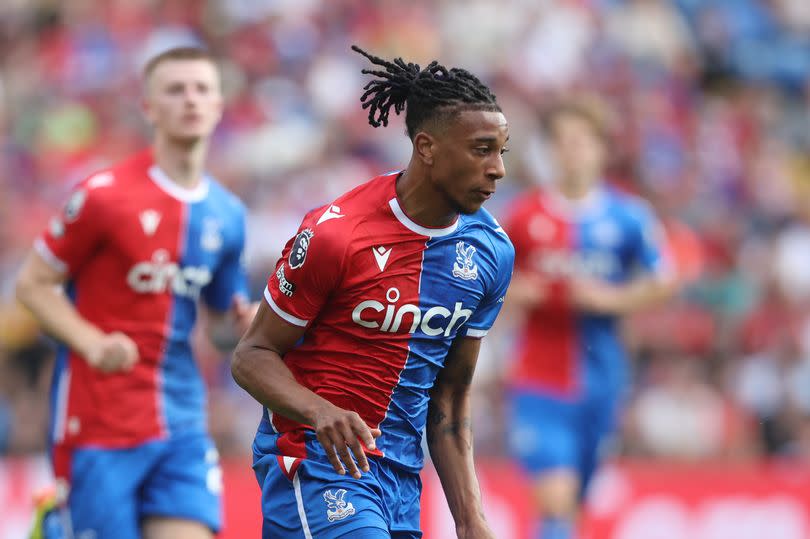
127, 249, 212, 298
351, 287, 472, 337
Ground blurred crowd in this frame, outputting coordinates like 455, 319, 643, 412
1, 0, 810, 465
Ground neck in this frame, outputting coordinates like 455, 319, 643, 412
396, 158, 458, 228
152, 133, 209, 188
556, 173, 597, 200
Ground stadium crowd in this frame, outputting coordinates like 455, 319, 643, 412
1, 0, 810, 467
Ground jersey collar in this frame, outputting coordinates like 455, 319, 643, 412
543, 185, 607, 222
148, 165, 210, 203
388, 197, 459, 238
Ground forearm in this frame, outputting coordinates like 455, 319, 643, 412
576, 275, 674, 316
426, 393, 486, 532
607, 276, 674, 314
231, 342, 332, 425
16, 282, 103, 358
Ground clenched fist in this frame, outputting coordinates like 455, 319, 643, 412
84, 332, 139, 373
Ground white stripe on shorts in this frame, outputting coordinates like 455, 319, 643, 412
293, 473, 313, 539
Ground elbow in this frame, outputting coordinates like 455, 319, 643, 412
230, 341, 251, 389
14, 274, 35, 309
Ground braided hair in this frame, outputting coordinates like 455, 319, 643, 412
352, 45, 500, 139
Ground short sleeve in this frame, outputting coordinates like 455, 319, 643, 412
35, 174, 111, 276
464, 236, 515, 338
264, 209, 346, 327
631, 203, 670, 277
202, 207, 249, 312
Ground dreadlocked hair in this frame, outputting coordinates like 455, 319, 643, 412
352, 45, 500, 139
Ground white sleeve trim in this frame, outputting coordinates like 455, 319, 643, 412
263, 286, 308, 327
466, 328, 489, 338
34, 237, 68, 275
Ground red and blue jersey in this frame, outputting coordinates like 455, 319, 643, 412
36, 150, 248, 451
503, 186, 668, 398
261, 172, 514, 472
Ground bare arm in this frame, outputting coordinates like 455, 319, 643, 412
201, 297, 259, 352
571, 272, 676, 316
15, 250, 138, 372
232, 301, 380, 478
427, 337, 495, 539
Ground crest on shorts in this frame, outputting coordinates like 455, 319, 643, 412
289, 229, 314, 269
324, 489, 355, 522
452, 241, 478, 281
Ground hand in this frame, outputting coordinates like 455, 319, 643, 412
569, 278, 619, 314
232, 296, 260, 335
311, 402, 382, 479
84, 332, 139, 373
457, 519, 497, 539
508, 273, 548, 307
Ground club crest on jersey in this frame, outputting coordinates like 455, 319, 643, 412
201, 218, 223, 252
452, 241, 478, 281
64, 189, 87, 223
289, 229, 314, 269
324, 489, 355, 522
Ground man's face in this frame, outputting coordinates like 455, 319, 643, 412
429, 109, 509, 215
143, 59, 223, 144
549, 112, 605, 192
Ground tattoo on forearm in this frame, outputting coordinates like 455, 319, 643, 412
427, 407, 472, 450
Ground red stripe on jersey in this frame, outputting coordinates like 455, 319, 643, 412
505, 190, 580, 396
265, 175, 430, 457
47, 152, 187, 447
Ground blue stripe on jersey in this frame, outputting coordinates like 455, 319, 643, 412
376, 240, 448, 472
159, 200, 208, 436
572, 193, 652, 395
49, 281, 76, 454
376, 212, 512, 471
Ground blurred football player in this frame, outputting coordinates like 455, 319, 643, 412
232, 46, 514, 539
502, 99, 676, 539
16, 47, 257, 539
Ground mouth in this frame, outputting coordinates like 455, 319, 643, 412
475, 190, 494, 201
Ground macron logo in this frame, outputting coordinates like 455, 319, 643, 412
317, 205, 344, 225
372, 246, 392, 272
139, 210, 161, 236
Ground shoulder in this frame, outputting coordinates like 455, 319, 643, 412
605, 187, 658, 227
205, 178, 247, 218
305, 172, 396, 236
459, 207, 515, 263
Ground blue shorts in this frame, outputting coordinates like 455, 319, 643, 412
507, 389, 620, 493
58, 430, 221, 539
252, 428, 422, 539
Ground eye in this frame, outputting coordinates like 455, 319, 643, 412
500, 147, 510, 155
474, 147, 491, 156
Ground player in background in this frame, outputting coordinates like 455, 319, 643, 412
232, 46, 514, 539
502, 99, 676, 539
15, 47, 257, 539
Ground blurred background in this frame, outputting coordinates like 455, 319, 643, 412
1, 0, 810, 537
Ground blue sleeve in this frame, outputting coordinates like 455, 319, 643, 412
464, 237, 515, 338
631, 203, 668, 276
202, 207, 249, 312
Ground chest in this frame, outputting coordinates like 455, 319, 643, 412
520, 209, 635, 280
105, 193, 229, 298
332, 231, 490, 339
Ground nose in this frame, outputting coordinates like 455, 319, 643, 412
487, 153, 506, 181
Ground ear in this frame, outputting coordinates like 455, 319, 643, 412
413, 132, 436, 166
141, 95, 157, 127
